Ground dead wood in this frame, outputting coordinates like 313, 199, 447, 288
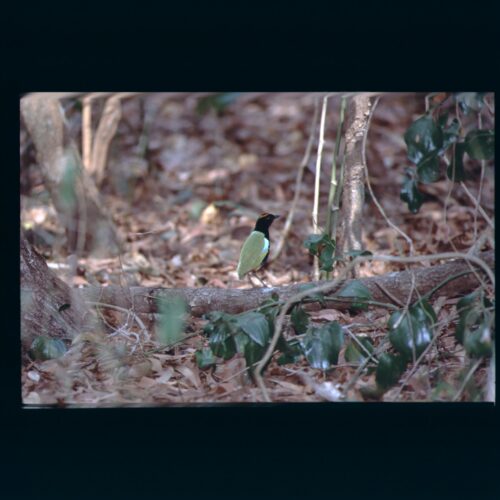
79, 251, 494, 317
20, 231, 97, 351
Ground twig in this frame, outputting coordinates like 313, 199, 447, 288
86, 301, 148, 338
374, 281, 405, 307
326, 96, 347, 240
270, 97, 320, 261
312, 94, 329, 280
82, 95, 93, 171
442, 154, 490, 292
363, 97, 415, 255
459, 181, 494, 229
474, 109, 486, 241
91, 92, 139, 185
343, 327, 379, 361
453, 358, 483, 402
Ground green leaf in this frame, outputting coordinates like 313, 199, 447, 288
388, 300, 437, 361
455, 291, 493, 357
344, 335, 374, 363
203, 311, 238, 360
243, 339, 268, 368
233, 330, 249, 353
455, 92, 485, 114
297, 284, 326, 306
447, 143, 466, 182
437, 112, 449, 129
319, 245, 335, 272
375, 353, 408, 390
291, 305, 309, 335
336, 280, 372, 311
404, 115, 443, 165
277, 340, 304, 365
417, 154, 441, 183
303, 233, 336, 272
155, 296, 187, 345
236, 311, 270, 347
303, 234, 326, 255
400, 168, 425, 213
209, 327, 237, 360
463, 313, 493, 358
301, 322, 344, 370
195, 347, 216, 369
465, 129, 494, 160
30, 336, 67, 361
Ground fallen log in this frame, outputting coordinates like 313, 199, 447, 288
79, 251, 494, 317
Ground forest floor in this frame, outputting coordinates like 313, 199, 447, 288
20, 92, 495, 404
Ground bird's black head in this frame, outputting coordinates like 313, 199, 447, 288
254, 212, 280, 233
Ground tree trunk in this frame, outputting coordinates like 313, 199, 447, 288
338, 94, 375, 259
20, 94, 121, 256
20, 231, 97, 351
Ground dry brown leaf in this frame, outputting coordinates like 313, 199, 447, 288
156, 367, 175, 384
176, 364, 201, 389
137, 376, 157, 389
310, 309, 345, 322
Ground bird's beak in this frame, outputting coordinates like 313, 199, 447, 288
273, 215, 280, 219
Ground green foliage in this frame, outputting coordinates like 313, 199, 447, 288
296, 283, 326, 306
416, 155, 441, 183
155, 296, 187, 346
203, 311, 238, 360
375, 353, 408, 390
300, 322, 344, 370
388, 299, 437, 361
404, 115, 443, 166
344, 335, 374, 363
303, 233, 336, 272
195, 347, 217, 369
335, 280, 372, 311
401, 92, 493, 211
277, 340, 304, 365
447, 143, 466, 181
30, 336, 67, 361
235, 311, 270, 346
202, 309, 272, 367
400, 168, 425, 213
290, 305, 309, 335
455, 291, 493, 358
465, 129, 495, 160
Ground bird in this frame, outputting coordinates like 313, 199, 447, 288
236, 212, 280, 286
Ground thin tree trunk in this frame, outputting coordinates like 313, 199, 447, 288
20, 94, 121, 256
338, 94, 375, 259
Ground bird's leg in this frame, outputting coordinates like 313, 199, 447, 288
247, 274, 257, 288
251, 271, 268, 287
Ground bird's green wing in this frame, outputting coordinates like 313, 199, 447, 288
237, 231, 269, 279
